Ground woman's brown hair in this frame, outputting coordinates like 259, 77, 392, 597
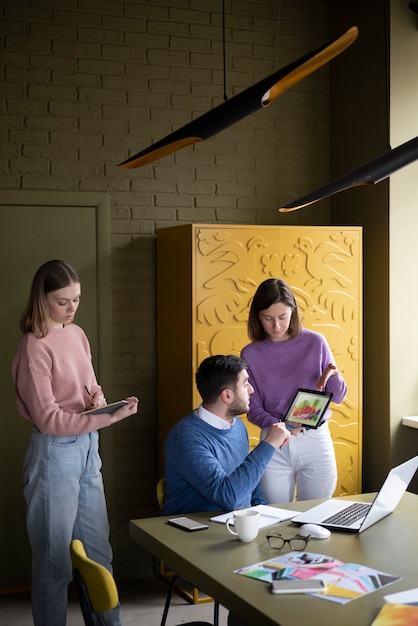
20, 260, 79, 338
247, 278, 302, 342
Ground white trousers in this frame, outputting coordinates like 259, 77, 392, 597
260, 422, 337, 503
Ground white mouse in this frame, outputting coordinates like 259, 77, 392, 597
298, 523, 331, 539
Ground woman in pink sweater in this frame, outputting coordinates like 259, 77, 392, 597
12, 260, 139, 626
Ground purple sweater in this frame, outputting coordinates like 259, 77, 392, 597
241, 328, 347, 429
12, 324, 111, 436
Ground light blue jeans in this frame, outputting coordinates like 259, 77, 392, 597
23, 428, 121, 626
260, 422, 337, 503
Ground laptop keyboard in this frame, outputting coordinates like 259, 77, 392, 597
323, 502, 371, 526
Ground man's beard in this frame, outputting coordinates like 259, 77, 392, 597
227, 399, 248, 419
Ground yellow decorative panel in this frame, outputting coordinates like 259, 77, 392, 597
157, 224, 362, 495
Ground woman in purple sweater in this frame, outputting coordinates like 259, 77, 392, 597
12, 260, 139, 626
241, 278, 347, 504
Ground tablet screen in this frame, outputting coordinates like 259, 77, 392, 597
283, 388, 333, 429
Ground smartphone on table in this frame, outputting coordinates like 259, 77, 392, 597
167, 517, 209, 532
270, 579, 325, 594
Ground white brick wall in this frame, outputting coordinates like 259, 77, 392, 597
1, 0, 331, 578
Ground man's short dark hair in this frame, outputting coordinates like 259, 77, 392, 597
195, 355, 247, 404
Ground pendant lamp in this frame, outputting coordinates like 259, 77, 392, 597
279, 136, 418, 212
410, 1, 418, 15
118, 26, 358, 169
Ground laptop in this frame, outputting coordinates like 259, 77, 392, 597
292, 454, 418, 533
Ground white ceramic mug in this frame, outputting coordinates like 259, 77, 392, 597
226, 509, 260, 542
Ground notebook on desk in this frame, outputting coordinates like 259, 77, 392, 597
210, 504, 294, 528
292, 454, 418, 533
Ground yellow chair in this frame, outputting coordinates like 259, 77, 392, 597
156, 479, 219, 626
70, 539, 119, 626
71, 539, 213, 626
156, 477, 166, 510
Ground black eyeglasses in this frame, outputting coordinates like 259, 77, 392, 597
266, 532, 310, 551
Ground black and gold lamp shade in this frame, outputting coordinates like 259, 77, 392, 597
119, 26, 358, 169
279, 136, 418, 212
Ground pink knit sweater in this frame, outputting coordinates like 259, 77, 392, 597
12, 324, 111, 436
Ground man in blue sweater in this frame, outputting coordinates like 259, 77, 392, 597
162, 354, 290, 515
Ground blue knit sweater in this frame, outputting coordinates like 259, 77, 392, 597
162, 411, 275, 515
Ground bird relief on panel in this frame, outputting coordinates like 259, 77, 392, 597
195, 227, 266, 363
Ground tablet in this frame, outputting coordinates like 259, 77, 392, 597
283, 388, 333, 429
82, 400, 128, 415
